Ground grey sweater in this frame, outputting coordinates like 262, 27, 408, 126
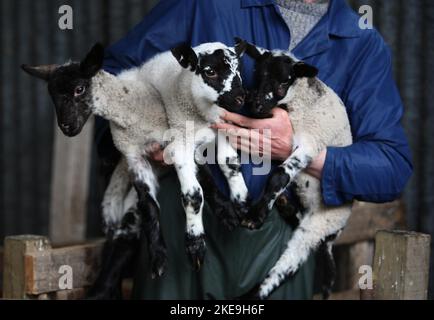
276, 0, 330, 51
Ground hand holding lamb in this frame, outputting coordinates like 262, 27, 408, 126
21, 41, 250, 299
235, 39, 353, 300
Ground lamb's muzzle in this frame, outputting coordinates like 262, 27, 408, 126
236, 39, 353, 300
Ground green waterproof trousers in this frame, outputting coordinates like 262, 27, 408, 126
132, 172, 315, 300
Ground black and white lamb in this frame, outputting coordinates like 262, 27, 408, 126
22, 41, 250, 298
238, 40, 353, 300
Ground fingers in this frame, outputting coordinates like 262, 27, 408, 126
152, 150, 166, 163
149, 142, 163, 153
271, 107, 288, 117
148, 143, 167, 165
228, 129, 272, 157
219, 109, 270, 129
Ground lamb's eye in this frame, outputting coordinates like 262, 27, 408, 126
204, 69, 217, 78
74, 85, 86, 96
281, 76, 292, 86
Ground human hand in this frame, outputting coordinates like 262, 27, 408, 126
148, 143, 168, 166
212, 108, 293, 161
305, 149, 327, 180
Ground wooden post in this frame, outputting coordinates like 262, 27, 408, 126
24, 240, 103, 295
336, 200, 403, 245
372, 230, 431, 300
49, 118, 94, 245
2, 235, 51, 299
334, 241, 374, 292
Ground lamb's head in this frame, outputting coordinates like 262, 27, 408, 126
22, 43, 104, 137
171, 41, 247, 112
240, 39, 318, 118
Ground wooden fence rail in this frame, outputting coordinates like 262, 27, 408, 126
0, 202, 430, 300
2, 236, 103, 300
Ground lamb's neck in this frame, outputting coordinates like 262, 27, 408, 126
280, 77, 321, 110
177, 74, 219, 124
90, 71, 137, 128
193, 95, 221, 124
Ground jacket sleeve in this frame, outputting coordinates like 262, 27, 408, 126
321, 31, 413, 206
103, 0, 194, 75
96, 0, 194, 153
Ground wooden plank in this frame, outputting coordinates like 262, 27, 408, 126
49, 118, 94, 245
373, 230, 431, 300
0, 246, 3, 297
336, 201, 404, 245
314, 289, 361, 300
34, 288, 87, 300
24, 239, 103, 295
334, 241, 374, 292
2, 235, 51, 299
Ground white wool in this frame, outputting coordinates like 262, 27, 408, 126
94, 44, 248, 240
257, 68, 353, 299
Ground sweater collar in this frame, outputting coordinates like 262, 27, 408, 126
241, 0, 362, 39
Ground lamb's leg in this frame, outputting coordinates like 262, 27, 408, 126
274, 184, 303, 230
243, 206, 350, 300
128, 155, 167, 279
87, 187, 140, 300
216, 131, 250, 220
317, 233, 341, 300
172, 148, 206, 271
197, 164, 240, 230
101, 158, 131, 233
242, 137, 316, 230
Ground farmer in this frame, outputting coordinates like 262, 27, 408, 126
97, 0, 412, 299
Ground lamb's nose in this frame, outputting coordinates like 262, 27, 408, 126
61, 123, 70, 130
235, 96, 245, 106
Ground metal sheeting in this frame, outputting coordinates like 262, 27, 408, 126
0, 0, 159, 238
348, 0, 434, 297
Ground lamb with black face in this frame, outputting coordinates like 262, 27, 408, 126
22, 46, 103, 137
234, 38, 353, 301
197, 49, 245, 111
172, 42, 247, 113
239, 38, 318, 119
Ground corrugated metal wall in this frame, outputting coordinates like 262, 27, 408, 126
348, 0, 434, 297
0, 0, 160, 239
1, 0, 433, 296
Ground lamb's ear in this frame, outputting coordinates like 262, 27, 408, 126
293, 62, 318, 78
21, 64, 58, 81
80, 43, 105, 77
244, 42, 267, 61
234, 37, 247, 58
171, 44, 198, 71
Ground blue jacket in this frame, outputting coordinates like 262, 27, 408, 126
101, 0, 413, 206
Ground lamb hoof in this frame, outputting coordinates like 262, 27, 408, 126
213, 202, 240, 231
240, 215, 264, 230
321, 286, 332, 300
220, 213, 240, 231
233, 199, 251, 221
241, 202, 268, 230
185, 234, 206, 271
150, 246, 168, 279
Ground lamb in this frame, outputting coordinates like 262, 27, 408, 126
237, 40, 353, 300
22, 41, 250, 298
